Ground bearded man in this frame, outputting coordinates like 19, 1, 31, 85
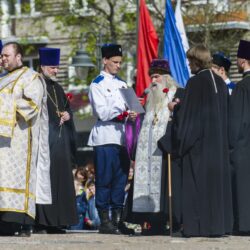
229, 40, 250, 234
35, 48, 78, 233
131, 59, 179, 235
0, 42, 51, 236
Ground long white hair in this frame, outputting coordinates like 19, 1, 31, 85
145, 74, 179, 113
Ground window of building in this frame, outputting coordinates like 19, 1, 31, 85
9, 0, 42, 16
70, 0, 88, 10
23, 57, 40, 71
69, 0, 92, 16
187, 0, 229, 10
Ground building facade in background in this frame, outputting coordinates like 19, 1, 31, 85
182, 0, 250, 81
0, 0, 250, 160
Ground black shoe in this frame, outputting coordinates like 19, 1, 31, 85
47, 227, 66, 234
34, 225, 47, 234
171, 230, 183, 237
232, 231, 250, 236
34, 229, 47, 234
118, 222, 135, 235
111, 208, 135, 235
98, 209, 120, 234
99, 223, 119, 234
16, 230, 31, 237
141, 226, 169, 236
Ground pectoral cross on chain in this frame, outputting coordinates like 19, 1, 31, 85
152, 113, 158, 126
56, 111, 62, 117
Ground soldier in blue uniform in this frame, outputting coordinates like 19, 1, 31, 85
88, 44, 136, 234
211, 52, 235, 95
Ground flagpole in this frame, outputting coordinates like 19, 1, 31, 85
135, 0, 140, 68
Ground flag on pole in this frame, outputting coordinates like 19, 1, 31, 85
175, 0, 189, 52
163, 0, 189, 87
175, 0, 191, 76
136, 0, 159, 97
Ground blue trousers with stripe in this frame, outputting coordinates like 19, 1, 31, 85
94, 144, 130, 210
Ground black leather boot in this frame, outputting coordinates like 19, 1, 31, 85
17, 225, 32, 237
98, 210, 119, 234
112, 208, 135, 235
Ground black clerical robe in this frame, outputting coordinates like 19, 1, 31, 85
229, 71, 250, 232
175, 69, 233, 237
157, 87, 185, 230
36, 78, 78, 227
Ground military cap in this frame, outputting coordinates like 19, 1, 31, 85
101, 44, 122, 58
212, 52, 232, 72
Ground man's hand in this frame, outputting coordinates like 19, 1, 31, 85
128, 111, 137, 122
168, 98, 180, 112
59, 111, 70, 126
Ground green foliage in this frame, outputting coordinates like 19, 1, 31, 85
121, 12, 136, 32
51, 0, 138, 85
18, 38, 37, 54
35, 0, 44, 12
21, 2, 30, 14
178, 1, 248, 53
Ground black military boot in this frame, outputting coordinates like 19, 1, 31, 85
98, 210, 119, 234
112, 208, 135, 235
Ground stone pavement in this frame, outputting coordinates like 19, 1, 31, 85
1, 232, 250, 250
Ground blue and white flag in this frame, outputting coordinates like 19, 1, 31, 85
163, 0, 190, 87
175, 0, 191, 76
175, 0, 189, 52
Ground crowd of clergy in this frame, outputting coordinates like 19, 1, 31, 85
0, 37, 250, 238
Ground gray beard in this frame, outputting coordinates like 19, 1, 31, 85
238, 66, 243, 74
43, 72, 58, 82
145, 84, 166, 113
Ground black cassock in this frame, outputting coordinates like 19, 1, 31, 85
36, 78, 78, 227
229, 71, 250, 232
175, 69, 233, 237
157, 87, 185, 231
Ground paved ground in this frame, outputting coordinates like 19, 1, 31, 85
1, 232, 250, 250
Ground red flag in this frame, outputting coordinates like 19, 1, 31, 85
136, 0, 159, 97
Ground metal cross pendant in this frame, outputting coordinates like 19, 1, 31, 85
152, 113, 158, 126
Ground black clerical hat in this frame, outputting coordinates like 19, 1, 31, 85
148, 59, 171, 75
39, 48, 60, 66
212, 52, 232, 72
101, 44, 122, 58
237, 40, 250, 60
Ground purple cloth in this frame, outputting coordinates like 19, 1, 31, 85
125, 115, 142, 160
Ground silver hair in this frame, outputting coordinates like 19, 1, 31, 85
145, 74, 179, 113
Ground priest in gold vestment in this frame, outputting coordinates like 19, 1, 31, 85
0, 42, 51, 236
